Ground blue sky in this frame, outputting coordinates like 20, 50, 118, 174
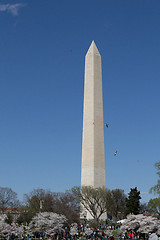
0, 0, 160, 203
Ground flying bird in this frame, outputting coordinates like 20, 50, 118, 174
105, 123, 109, 128
114, 151, 117, 156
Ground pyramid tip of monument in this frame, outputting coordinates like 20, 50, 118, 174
86, 41, 100, 56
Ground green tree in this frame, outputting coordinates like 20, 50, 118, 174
110, 189, 127, 220
5, 213, 13, 224
16, 206, 33, 225
148, 198, 160, 217
150, 161, 160, 195
126, 187, 141, 215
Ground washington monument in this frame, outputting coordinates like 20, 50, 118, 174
81, 41, 106, 191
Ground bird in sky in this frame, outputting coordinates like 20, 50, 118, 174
105, 122, 109, 128
114, 151, 117, 156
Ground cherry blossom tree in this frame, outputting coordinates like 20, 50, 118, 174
0, 214, 24, 237
120, 214, 160, 233
29, 212, 67, 235
0, 214, 8, 233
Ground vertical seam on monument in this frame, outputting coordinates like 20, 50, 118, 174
91, 43, 94, 188
93, 43, 95, 188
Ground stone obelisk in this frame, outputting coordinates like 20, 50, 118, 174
81, 41, 105, 191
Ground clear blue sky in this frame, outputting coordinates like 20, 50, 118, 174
0, 0, 160, 203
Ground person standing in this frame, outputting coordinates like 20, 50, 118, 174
149, 228, 158, 240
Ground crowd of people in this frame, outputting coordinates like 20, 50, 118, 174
2, 224, 159, 240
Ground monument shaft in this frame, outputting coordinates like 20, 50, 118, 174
81, 41, 105, 189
